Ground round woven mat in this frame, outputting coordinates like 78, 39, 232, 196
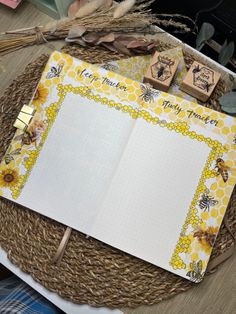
0, 43, 235, 309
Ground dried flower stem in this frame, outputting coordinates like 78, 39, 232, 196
0, 1, 192, 56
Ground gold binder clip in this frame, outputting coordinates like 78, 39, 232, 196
13, 105, 36, 131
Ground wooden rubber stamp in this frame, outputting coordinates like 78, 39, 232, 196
143, 51, 179, 92
180, 61, 221, 102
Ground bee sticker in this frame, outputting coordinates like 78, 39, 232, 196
15, 120, 46, 147
4, 145, 21, 165
198, 188, 218, 211
194, 227, 218, 248
46, 61, 64, 79
186, 260, 204, 283
15, 131, 38, 147
215, 158, 230, 182
139, 84, 160, 103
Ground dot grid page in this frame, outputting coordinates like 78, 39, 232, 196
18, 91, 136, 234
91, 118, 211, 270
1, 48, 236, 284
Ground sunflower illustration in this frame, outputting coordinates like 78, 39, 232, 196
32, 83, 49, 109
0, 167, 19, 188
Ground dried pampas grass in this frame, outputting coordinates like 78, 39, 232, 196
75, 0, 110, 18
0, 0, 194, 56
113, 0, 136, 18
68, 0, 88, 18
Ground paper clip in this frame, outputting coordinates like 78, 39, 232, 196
13, 105, 36, 131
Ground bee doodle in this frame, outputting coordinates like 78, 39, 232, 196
198, 189, 218, 211
186, 260, 204, 283
139, 84, 160, 103
46, 61, 64, 79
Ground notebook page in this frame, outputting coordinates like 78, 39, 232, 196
91, 118, 211, 269
1, 51, 236, 282
17, 90, 135, 233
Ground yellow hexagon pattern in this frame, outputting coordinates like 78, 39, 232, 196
0, 51, 235, 282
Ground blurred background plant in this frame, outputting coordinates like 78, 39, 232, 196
150, 0, 236, 71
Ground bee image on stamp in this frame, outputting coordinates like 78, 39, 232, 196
181, 61, 221, 102
151, 56, 175, 82
143, 51, 179, 92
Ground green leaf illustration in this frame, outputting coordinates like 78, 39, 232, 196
11, 148, 21, 155
197, 260, 203, 272
4, 154, 14, 165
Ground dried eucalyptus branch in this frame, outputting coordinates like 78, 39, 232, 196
65, 31, 158, 55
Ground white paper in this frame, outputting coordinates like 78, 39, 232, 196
17, 90, 210, 273
91, 119, 210, 268
20, 91, 135, 233
1, 52, 236, 282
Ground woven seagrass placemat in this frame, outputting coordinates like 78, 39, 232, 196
0, 42, 235, 309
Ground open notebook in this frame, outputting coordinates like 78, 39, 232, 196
0, 51, 235, 282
